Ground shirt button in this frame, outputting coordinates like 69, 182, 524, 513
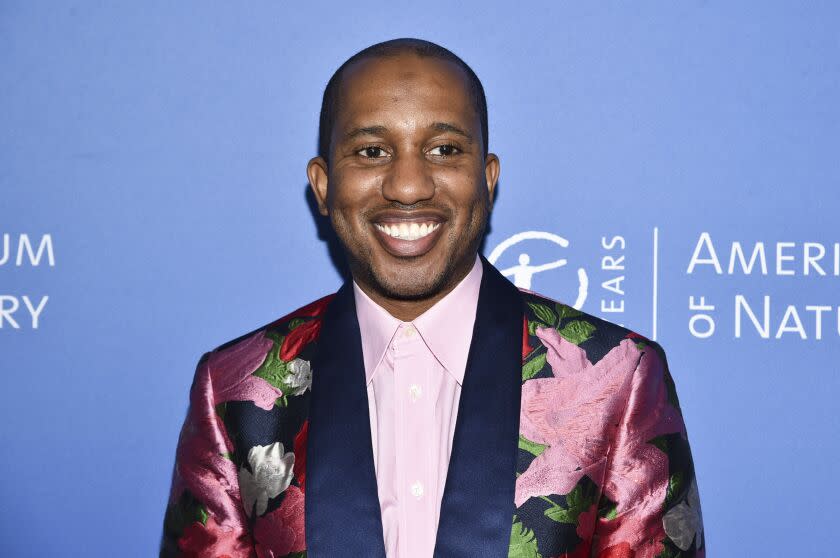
410, 481, 424, 499
409, 384, 422, 402
404, 326, 416, 338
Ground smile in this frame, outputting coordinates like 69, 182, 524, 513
374, 222, 441, 241
371, 216, 446, 258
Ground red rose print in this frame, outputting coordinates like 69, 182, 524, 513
178, 517, 254, 558
293, 420, 308, 492
280, 319, 322, 361
253, 485, 306, 557
522, 317, 533, 360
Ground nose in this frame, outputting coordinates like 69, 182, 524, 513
381, 152, 435, 205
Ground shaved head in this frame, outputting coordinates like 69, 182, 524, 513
318, 38, 489, 165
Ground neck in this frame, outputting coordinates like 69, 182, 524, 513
353, 257, 478, 322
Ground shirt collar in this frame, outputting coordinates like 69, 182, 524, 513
352, 254, 483, 386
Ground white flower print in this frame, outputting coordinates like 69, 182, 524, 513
238, 442, 295, 517
286, 358, 312, 396
662, 478, 703, 551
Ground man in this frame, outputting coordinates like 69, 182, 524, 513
161, 38, 704, 558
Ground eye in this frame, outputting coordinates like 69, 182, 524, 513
428, 144, 461, 157
357, 145, 389, 159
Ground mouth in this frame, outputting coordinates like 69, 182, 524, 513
370, 214, 446, 258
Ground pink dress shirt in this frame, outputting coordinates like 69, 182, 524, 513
352, 255, 483, 558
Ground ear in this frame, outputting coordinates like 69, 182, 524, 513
307, 156, 330, 216
484, 153, 500, 206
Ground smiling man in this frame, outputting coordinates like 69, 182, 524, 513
308, 43, 497, 318
161, 38, 704, 558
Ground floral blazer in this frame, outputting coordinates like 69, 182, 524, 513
161, 256, 704, 558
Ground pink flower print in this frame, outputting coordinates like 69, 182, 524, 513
592, 511, 666, 558
177, 516, 256, 558
516, 326, 683, 524
207, 331, 283, 410
253, 485, 306, 557
174, 430, 246, 531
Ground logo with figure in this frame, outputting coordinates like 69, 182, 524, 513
488, 231, 589, 309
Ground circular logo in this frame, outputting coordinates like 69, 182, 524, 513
488, 231, 589, 309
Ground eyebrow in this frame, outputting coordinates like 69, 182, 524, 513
342, 122, 474, 143
343, 125, 388, 141
430, 122, 474, 143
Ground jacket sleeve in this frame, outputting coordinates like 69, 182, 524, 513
591, 340, 705, 558
160, 353, 256, 558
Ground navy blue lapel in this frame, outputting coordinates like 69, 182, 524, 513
306, 256, 523, 557
306, 280, 387, 557
434, 256, 524, 557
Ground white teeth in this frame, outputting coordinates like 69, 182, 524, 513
375, 222, 440, 241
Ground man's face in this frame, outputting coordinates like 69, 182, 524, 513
308, 53, 500, 301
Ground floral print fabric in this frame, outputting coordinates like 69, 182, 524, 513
160, 295, 332, 558
512, 297, 704, 557
160, 291, 703, 557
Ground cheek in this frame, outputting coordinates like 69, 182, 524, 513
446, 178, 489, 219
433, 160, 486, 196
329, 171, 381, 214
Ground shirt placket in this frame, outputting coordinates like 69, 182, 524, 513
393, 323, 432, 557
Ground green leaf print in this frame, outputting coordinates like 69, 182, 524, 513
527, 302, 557, 327
655, 542, 684, 558
567, 482, 597, 514
544, 505, 576, 523
252, 336, 292, 391
508, 518, 542, 558
527, 320, 543, 336
163, 492, 211, 539
265, 330, 284, 344
557, 320, 596, 345
522, 352, 547, 381
649, 435, 669, 454
601, 505, 617, 520
544, 481, 599, 525
598, 494, 618, 520
555, 303, 582, 321
518, 434, 548, 458
665, 471, 685, 508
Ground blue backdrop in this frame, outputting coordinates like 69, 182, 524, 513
2, 2, 838, 556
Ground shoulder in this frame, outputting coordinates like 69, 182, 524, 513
520, 287, 658, 352
189, 293, 336, 410
519, 286, 683, 414
519, 288, 671, 385
211, 293, 335, 356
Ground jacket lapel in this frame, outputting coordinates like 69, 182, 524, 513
306, 256, 524, 558
306, 280, 387, 557
433, 256, 524, 557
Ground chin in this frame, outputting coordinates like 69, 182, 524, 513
370, 258, 449, 301
376, 272, 443, 301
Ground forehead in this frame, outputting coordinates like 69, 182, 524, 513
334, 54, 478, 133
